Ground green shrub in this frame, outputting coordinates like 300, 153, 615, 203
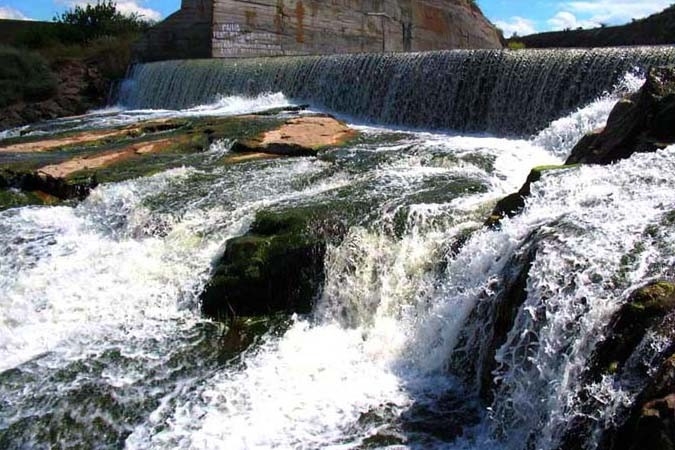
0, 46, 57, 107
508, 41, 526, 50
54, 1, 152, 43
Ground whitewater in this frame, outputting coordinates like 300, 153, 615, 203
1, 60, 674, 450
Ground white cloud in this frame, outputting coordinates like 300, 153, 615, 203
61, 1, 162, 21
547, 11, 599, 30
555, 0, 670, 26
0, 6, 32, 20
494, 16, 537, 37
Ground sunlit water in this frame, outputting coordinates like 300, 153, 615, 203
1, 76, 674, 450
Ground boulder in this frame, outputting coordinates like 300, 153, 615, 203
0, 169, 97, 202
566, 66, 675, 165
200, 206, 350, 321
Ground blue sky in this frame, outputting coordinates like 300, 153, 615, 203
0, 1, 672, 37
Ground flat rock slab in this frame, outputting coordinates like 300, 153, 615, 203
0, 129, 129, 153
231, 115, 355, 156
38, 138, 173, 178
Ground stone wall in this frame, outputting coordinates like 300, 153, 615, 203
133, 0, 213, 62
134, 0, 502, 61
211, 0, 502, 58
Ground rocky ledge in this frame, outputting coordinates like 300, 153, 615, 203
488, 66, 675, 227
0, 111, 356, 210
477, 66, 675, 450
0, 59, 108, 130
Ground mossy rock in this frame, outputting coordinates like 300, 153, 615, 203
587, 281, 675, 380
559, 281, 675, 450
0, 168, 96, 210
200, 205, 354, 321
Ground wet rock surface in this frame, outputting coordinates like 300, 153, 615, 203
566, 66, 675, 165
557, 281, 675, 450
200, 206, 351, 321
230, 115, 356, 157
1, 112, 350, 210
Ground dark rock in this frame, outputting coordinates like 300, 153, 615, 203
485, 165, 577, 228
230, 140, 318, 157
566, 66, 675, 165
0, 169, 97, 201
0, 58, 109, 130
599, 354, 675, 450
400, 391, 481, 443
557, 281, 675, 450
200, 206, 349, 321
589, 281, 675, 380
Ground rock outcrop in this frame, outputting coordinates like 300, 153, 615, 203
200, 207, 349, 320
134, 0, 502, 62
557, 281, 675, 450
230, 115, 355, 156
488, 66, 675, 228
0, 59, 107, 130
566, 66, 675, 165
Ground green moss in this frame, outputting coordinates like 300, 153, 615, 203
0, 189, 48, 210
201, 201, 372, 321
486, 164, 581, 228
627, 281, 675, 313
588, 281, 675, 380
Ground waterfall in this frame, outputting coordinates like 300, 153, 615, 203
118, 47, 675, 135
2, 48, 675, 450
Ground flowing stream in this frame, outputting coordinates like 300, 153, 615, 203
2, 49, 675, 449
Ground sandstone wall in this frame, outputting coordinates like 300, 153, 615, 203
211, 0, 502, 58
134, 0, 502, 61
133, 0, 213, 62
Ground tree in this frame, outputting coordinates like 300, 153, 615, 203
53, 1, 152, 42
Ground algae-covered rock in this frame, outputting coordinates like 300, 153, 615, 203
0, 169, 97, 210
589, 281, 675, 379
200, 206, 351, 321
599, 353, 675, 450
558, 281, 675, 450
566, 66, 675, 165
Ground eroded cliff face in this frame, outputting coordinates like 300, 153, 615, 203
134, 0, 502, 61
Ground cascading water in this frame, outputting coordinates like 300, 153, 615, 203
118, 48, 675, 135
2, 49, 674, 450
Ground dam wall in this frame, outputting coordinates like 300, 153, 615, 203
134, 0, 502, 61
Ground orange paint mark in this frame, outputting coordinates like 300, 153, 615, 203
295, 0, 305, 43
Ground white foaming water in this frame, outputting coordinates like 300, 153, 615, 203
0, 158, 347, 372
0, 92, 293, 139
533, 70, 645, 158
488, 146, 675, 449
122, 130, 563, 449
2, 86, 670, 450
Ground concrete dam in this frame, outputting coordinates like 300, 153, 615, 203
133, 0, 503, 61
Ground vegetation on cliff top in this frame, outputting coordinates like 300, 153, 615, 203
509, 4, 675, 48
0, 1, 154, 128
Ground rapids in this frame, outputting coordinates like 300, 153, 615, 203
1, 49, 675, 450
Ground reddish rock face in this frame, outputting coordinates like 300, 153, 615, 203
134, 0, 502, 62
0, 59, 107, 130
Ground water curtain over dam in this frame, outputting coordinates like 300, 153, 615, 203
120, 47, 675, 135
